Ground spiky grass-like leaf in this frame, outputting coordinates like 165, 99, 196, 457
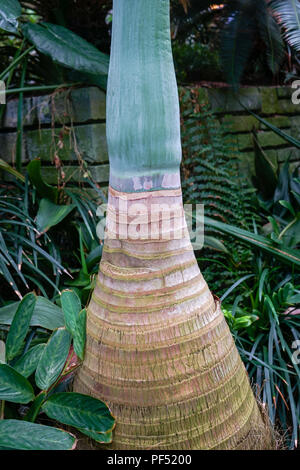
271, 0, 300, 52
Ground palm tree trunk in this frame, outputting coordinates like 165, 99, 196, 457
74, 0, 272, 450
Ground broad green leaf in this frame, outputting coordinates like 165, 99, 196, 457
22, 22, 109, 76
36, 198, 75, 233
0, 364, 34, 403
0, 420, 76, 450
14, 344, 46, 378
0, 0, 21, 32
61, 290, 81, 336
0, 340, 5, 364
78, 428, 113, 444
42, 392, 115, 433
5, 293, 36, 362
0, 296, 64, 330
27, 159, 58, 203
287, 294, 300, 305
74, 309, 87, 360
35, 328, 71, 391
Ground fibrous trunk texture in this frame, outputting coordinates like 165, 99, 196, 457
74, 0, 272, 449
74, 186, 271, 449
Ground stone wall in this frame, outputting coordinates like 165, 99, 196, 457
1, 85, 299, 186
194, 86, 300, 174
0, 86, 109, 186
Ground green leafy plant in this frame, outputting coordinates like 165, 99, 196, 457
221, 266, 300, 449
245, 107, 300, 250
0, 177, 69, 300
0, 0, 109, 86
271, 0, 300, 52
205, 216, 300, 267
27, 158, 105, 303
181, 92, 255, 229
181, 90, 259, 293
0, 291, 115, 450
0, 160, 105, 303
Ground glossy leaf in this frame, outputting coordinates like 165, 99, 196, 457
14, 344, 46, 378
0, 364, 34, 403
36, 199, 75, 233
73, 309, 87, 360
0, 296, 64, 330
35, 328, 71, 391
0, 420, 76, 450
22, 22, 109, 76
5, 293, 36, 362
61, 290, 81, 336
0, 0, 21, 32
42, 392, 115, 433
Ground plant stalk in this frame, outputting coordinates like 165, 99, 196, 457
0, 46, 35, 82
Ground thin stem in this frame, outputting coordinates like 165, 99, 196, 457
0, 40, 26, 123
0, 45, 35, 81
23, 392, 46, 423
16, 57, 28, 172
0, 400, 4, 419
0, 83, 80, 98
278, 217, 298, 240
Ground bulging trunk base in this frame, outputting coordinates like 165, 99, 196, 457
74, 187, 272, 450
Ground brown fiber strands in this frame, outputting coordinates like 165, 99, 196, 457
74, 187, 273, 449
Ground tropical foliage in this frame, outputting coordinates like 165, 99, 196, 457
0, 0, 299, 452
0, 290, 115, 450
0, 160, 105, 303
181, 93, 300, 448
